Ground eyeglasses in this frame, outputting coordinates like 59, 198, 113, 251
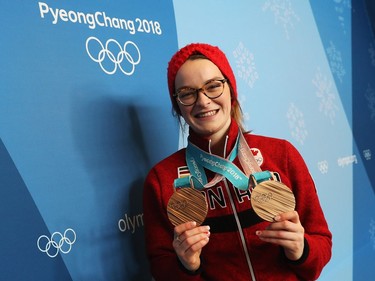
174, 78, 228, 106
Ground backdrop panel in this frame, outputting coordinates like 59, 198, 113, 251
352, 0, 375, 279
0, 1, 178, 280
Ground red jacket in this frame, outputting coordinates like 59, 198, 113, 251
143, 120, 332, 281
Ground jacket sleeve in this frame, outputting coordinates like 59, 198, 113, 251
283, 141, 332, 280
143, 167, 204, 281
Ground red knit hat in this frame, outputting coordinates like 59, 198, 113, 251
167, 43, 237, 114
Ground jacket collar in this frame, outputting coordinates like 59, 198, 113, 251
187, 118, 239, 156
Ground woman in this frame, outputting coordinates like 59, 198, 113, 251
143, 43, 332, 281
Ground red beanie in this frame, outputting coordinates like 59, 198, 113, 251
167, 43, 237, 113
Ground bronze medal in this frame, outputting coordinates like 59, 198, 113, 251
251, 180, 296, 222
167, 187, 208, 226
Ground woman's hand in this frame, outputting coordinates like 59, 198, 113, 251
256, 211, 305, 261
173, 221, 210, 271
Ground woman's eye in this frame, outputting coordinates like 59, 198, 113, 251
206, 82, 221, 91
179, 91, 195, 99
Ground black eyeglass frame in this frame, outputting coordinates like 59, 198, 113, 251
173, 78, 228, 106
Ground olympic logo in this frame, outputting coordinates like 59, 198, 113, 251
169, 199, 188, 211
86, 36, 141, 75
37, 228, 76, 258
253, 192, 273, 204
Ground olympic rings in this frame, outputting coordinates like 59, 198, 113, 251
86, 36, 141, 75
37, 228, 76, 258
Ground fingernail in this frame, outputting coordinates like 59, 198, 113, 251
274, 215, 280, 221
256, 231, 261, 235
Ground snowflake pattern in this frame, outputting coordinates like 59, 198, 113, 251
363, 149, 372, 161
262, 0, 300, 39
326, 41, 346, 83
318, 160, 329, 174
369, 43, 375, 67
233, 42, 259, 91
370, 219, 375, 250
286, 103, 308, 145
365, 83, 375, 121
312, 67, 339, 125
333, 0, 351, 35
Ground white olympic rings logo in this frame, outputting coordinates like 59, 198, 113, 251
86, 36, 141, 75
37, 228, 76, 258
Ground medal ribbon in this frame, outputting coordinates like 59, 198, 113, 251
174, 131, 269, 190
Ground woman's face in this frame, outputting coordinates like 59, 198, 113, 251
175, 59, 232, 140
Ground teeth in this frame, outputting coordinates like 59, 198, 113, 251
197, 110, 217, 118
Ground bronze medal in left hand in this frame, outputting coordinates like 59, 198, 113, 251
167, 187, 208, 226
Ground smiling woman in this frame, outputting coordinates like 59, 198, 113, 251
143, 43, 332, 281
174, 58, 232, 150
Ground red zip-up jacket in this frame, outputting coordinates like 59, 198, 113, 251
143, 120, 332, 281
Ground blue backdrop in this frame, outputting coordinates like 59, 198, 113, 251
1, 0, 374, 280
1, 1, 178, 280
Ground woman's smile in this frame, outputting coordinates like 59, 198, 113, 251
195, 109, 219, 118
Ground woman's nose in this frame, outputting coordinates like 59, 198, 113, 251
195, 90, 211, 106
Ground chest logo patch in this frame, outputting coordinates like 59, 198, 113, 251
251, 148, 263, 167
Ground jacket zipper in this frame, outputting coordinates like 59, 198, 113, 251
223, 178, 257, 281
